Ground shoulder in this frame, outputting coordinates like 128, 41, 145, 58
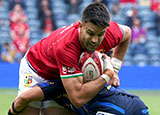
106, 21, 123, 35
105, 21, 123, 41
118, 24, 131, 42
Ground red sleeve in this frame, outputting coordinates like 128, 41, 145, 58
97, 21, 123, 53
56, 45, 83, 79
54, 26, 83, 79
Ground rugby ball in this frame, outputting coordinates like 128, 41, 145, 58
79, 51, 103, 82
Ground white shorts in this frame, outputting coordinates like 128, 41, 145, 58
18, 56, 64, 109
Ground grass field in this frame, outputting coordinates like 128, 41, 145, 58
0, 89, 160, 115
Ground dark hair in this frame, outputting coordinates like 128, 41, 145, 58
82, 2, 110, 28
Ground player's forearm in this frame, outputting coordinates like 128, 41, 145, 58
112, 38, 130, 60
66, 69, 113, 107
69, 76, 106, 107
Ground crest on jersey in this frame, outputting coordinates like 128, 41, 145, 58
62, 66, 76, 74
24, 73, 33, 87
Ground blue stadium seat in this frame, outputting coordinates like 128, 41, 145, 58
141, 22, 155, 29
147, 48, 159, 56
146, 34, 157, 41
137, 4, 150, 11
133, 54, 149, 66
28, 19, 40, 27
67, 14, 80, 25
149, 54, 160, 66
52, 1, 67, 10
2, 1, 9, 8
0, 31, 10, 38
26, 12, 38, 19
54, 12, 67, 20
30, 32, 41, 40
0, 6, 8, 12
52, 7, 67, 16
30, 38, 39, 46
123, 54, 133, 66
56, 20, 67, 28
25, 0, 36, 7
51, 0, 64, 2
29, 25, 40, 32
0, 12, 9, 19
0, 26, 10, 32
81, 0, 93, 2
111, 14, 126, 24
26, 6, 38, 14
121, 3, 134, 15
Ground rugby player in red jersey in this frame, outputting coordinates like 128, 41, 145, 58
8, 2, 132, 115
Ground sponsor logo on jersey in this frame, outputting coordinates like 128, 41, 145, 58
96, 111, 115, 115
24, 73, 33, 87
62, 66, 76, 74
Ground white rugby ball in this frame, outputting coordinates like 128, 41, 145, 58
79, 51, 103, 82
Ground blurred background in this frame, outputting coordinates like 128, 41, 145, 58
0, 0, 160, 114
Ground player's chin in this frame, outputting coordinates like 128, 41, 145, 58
86, 46, 97, 52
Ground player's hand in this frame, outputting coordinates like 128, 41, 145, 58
108, 72, 120, 87
102, 54, 114, 73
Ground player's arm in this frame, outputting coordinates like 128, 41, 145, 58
61, 59, 113, 107
108, 24, 131, 86
61, 75, 105, 107
111, 24, 131, 73
112, 24, 131, 61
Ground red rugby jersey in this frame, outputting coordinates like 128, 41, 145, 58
27, 22, 83, 80
27, 21, 123, 80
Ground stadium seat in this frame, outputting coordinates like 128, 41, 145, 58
52, 7, 67, 16
28, 19, 40, 27
0, 26, 10, 32
141, 22, 155, 29
25, 0, 36, 6
111, 14, 126, 24
54, 12, 67, 20
121, 3, 134, 15
0, 6, 8, 12
133, 54, 149, 66
0, 12, 9, 19
30, 32, 41, 40
29, 25, 40, 33
67, 13, 80, 25
123, 54, 133, 66
56, 20, 67, 28
26, 6, 38, 14
26, 12, 38, 20
52, 1, 67, 10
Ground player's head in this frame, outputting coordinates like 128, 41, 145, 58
79, 2, 110, 52
82, 2, 110, 28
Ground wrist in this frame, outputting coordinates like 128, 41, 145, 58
101, 74, 110, 83
103, 56, 114, 72
111, 57, 122, 73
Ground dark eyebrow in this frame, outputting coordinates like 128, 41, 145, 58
87, 29, 106, 35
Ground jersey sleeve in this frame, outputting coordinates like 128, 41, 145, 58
97, 21, 123, 53
54, 30, 83, 79
56, 49, 83, 79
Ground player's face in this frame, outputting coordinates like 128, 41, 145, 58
79, 22, 107, 52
